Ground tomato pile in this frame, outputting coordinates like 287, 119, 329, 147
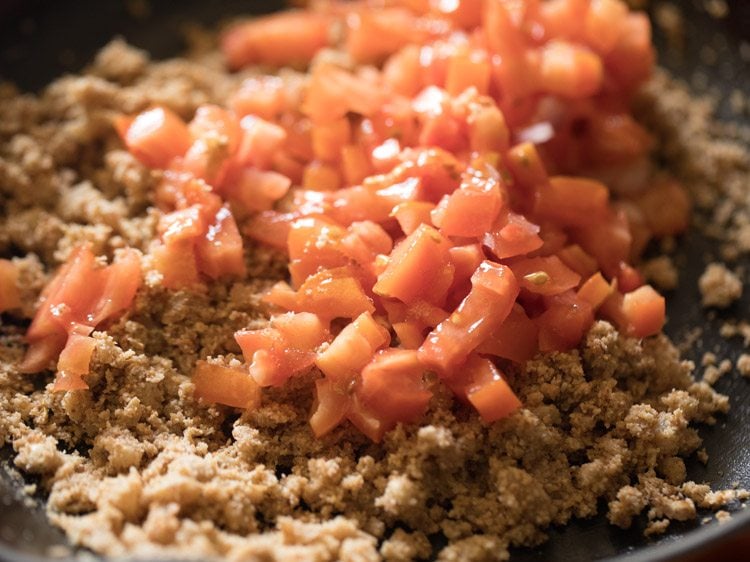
17, 0, 692, 441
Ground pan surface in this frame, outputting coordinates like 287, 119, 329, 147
0, 1, 749, 560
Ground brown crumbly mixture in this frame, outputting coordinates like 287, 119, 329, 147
736, 354, 750, 377
698, 263, 743, 308
641, 256, 679, 291
0, 40, 747, 560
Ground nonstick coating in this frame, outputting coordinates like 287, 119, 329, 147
1, 1, 749, 561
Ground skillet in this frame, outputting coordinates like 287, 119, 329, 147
0, 1, 749, 560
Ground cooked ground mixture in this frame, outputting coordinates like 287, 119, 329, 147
0, 29, 749, 562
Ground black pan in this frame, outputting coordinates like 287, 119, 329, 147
0, 1, 749, 561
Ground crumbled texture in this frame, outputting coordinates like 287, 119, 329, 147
703, 359, 732, 385
699, 263, 742, 308
0, 41, 746, 561
736, 354, 750, 377
641, 256, 679, 291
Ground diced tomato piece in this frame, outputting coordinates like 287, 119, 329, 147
89, 249, 142, 326
577, 272, 614, 311
433, 173, 503, 237
236, 115, 288, 170
571, 209, 631, 278
303, 161, 341, 191
448, 243, 484, 288
236, 315, 327, 387
315, 312, 390, 382
430, 0, 482, 28
511, 255, 581, 296
605, 12, 654, 92
506, 142, 549, 191
287, 217, 348, 288
467, 101, 510, 153
538, 0, 588, 40
244, 211, 296, 252
538, 41, 603, 99
271, 312, 330, 351
419, 261, 519, 373
20, 333, 68, 374
117, 106, 191, 169
341, 144, 373, 185
456, 355, 521, 422
22, 246, 142, 376
345, 8, 439, 64
445, 47, 491, 96
152, 240, 200, 289
303, 63, 386, 123
193, 360, 261, 409
159, 206, 207, 245
189, 104, 242, 154
53, 334, 97, 392
0, 259, 21, 312
534, 176, 609, 226
221, 11, 331, 69
347, 393, 387, 442
393, 321, 427, 349
230, 76, 288, 120
476, 304, 538, 363
383, 45, 422, 97
373, 224, 454, 306
310, 378, 350, 438
583, 0, 628, 54
293, 267, 375, 320
536, 291, 594, 352
357, 349, 432, 428
617, 262, 643, 293
311, 118, 351, 163
483, 212, 543, 260
621, 285, 665, 338
556, 244, 599, 279
195, 206, 246, 280
226, 168, 292, 214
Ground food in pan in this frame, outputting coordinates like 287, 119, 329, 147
0, 1, 747, 560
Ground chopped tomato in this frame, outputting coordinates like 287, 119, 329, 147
534, 176, 609, 226
270, 267, 375, 320
221, 11, 331, 69
621, 284, 665, 338
419, 261, 519, 373
432, 172, 503, 237
116, 106, 191, 169
459, 355, 521, 423
577, 272, 614, 311
483, 212, 543, 260
538, 41, 603, 99
536, 291, 594, 352
476, 304, 538, 363
310, 377, 350, 438
392, 201, 436, 235
21, 246, 141, 377
356, 349, 432, 429
225, 168, 292, 214
54, 334, 97, 391
315, 312, 390, 382
373, 224, 454, 306
236, 312, 329, 387
195, 206, 246, 280
236, 115, 288, 170
230, 76, 288, 120
193, 360, 261, 409
510, 255, 581, 296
